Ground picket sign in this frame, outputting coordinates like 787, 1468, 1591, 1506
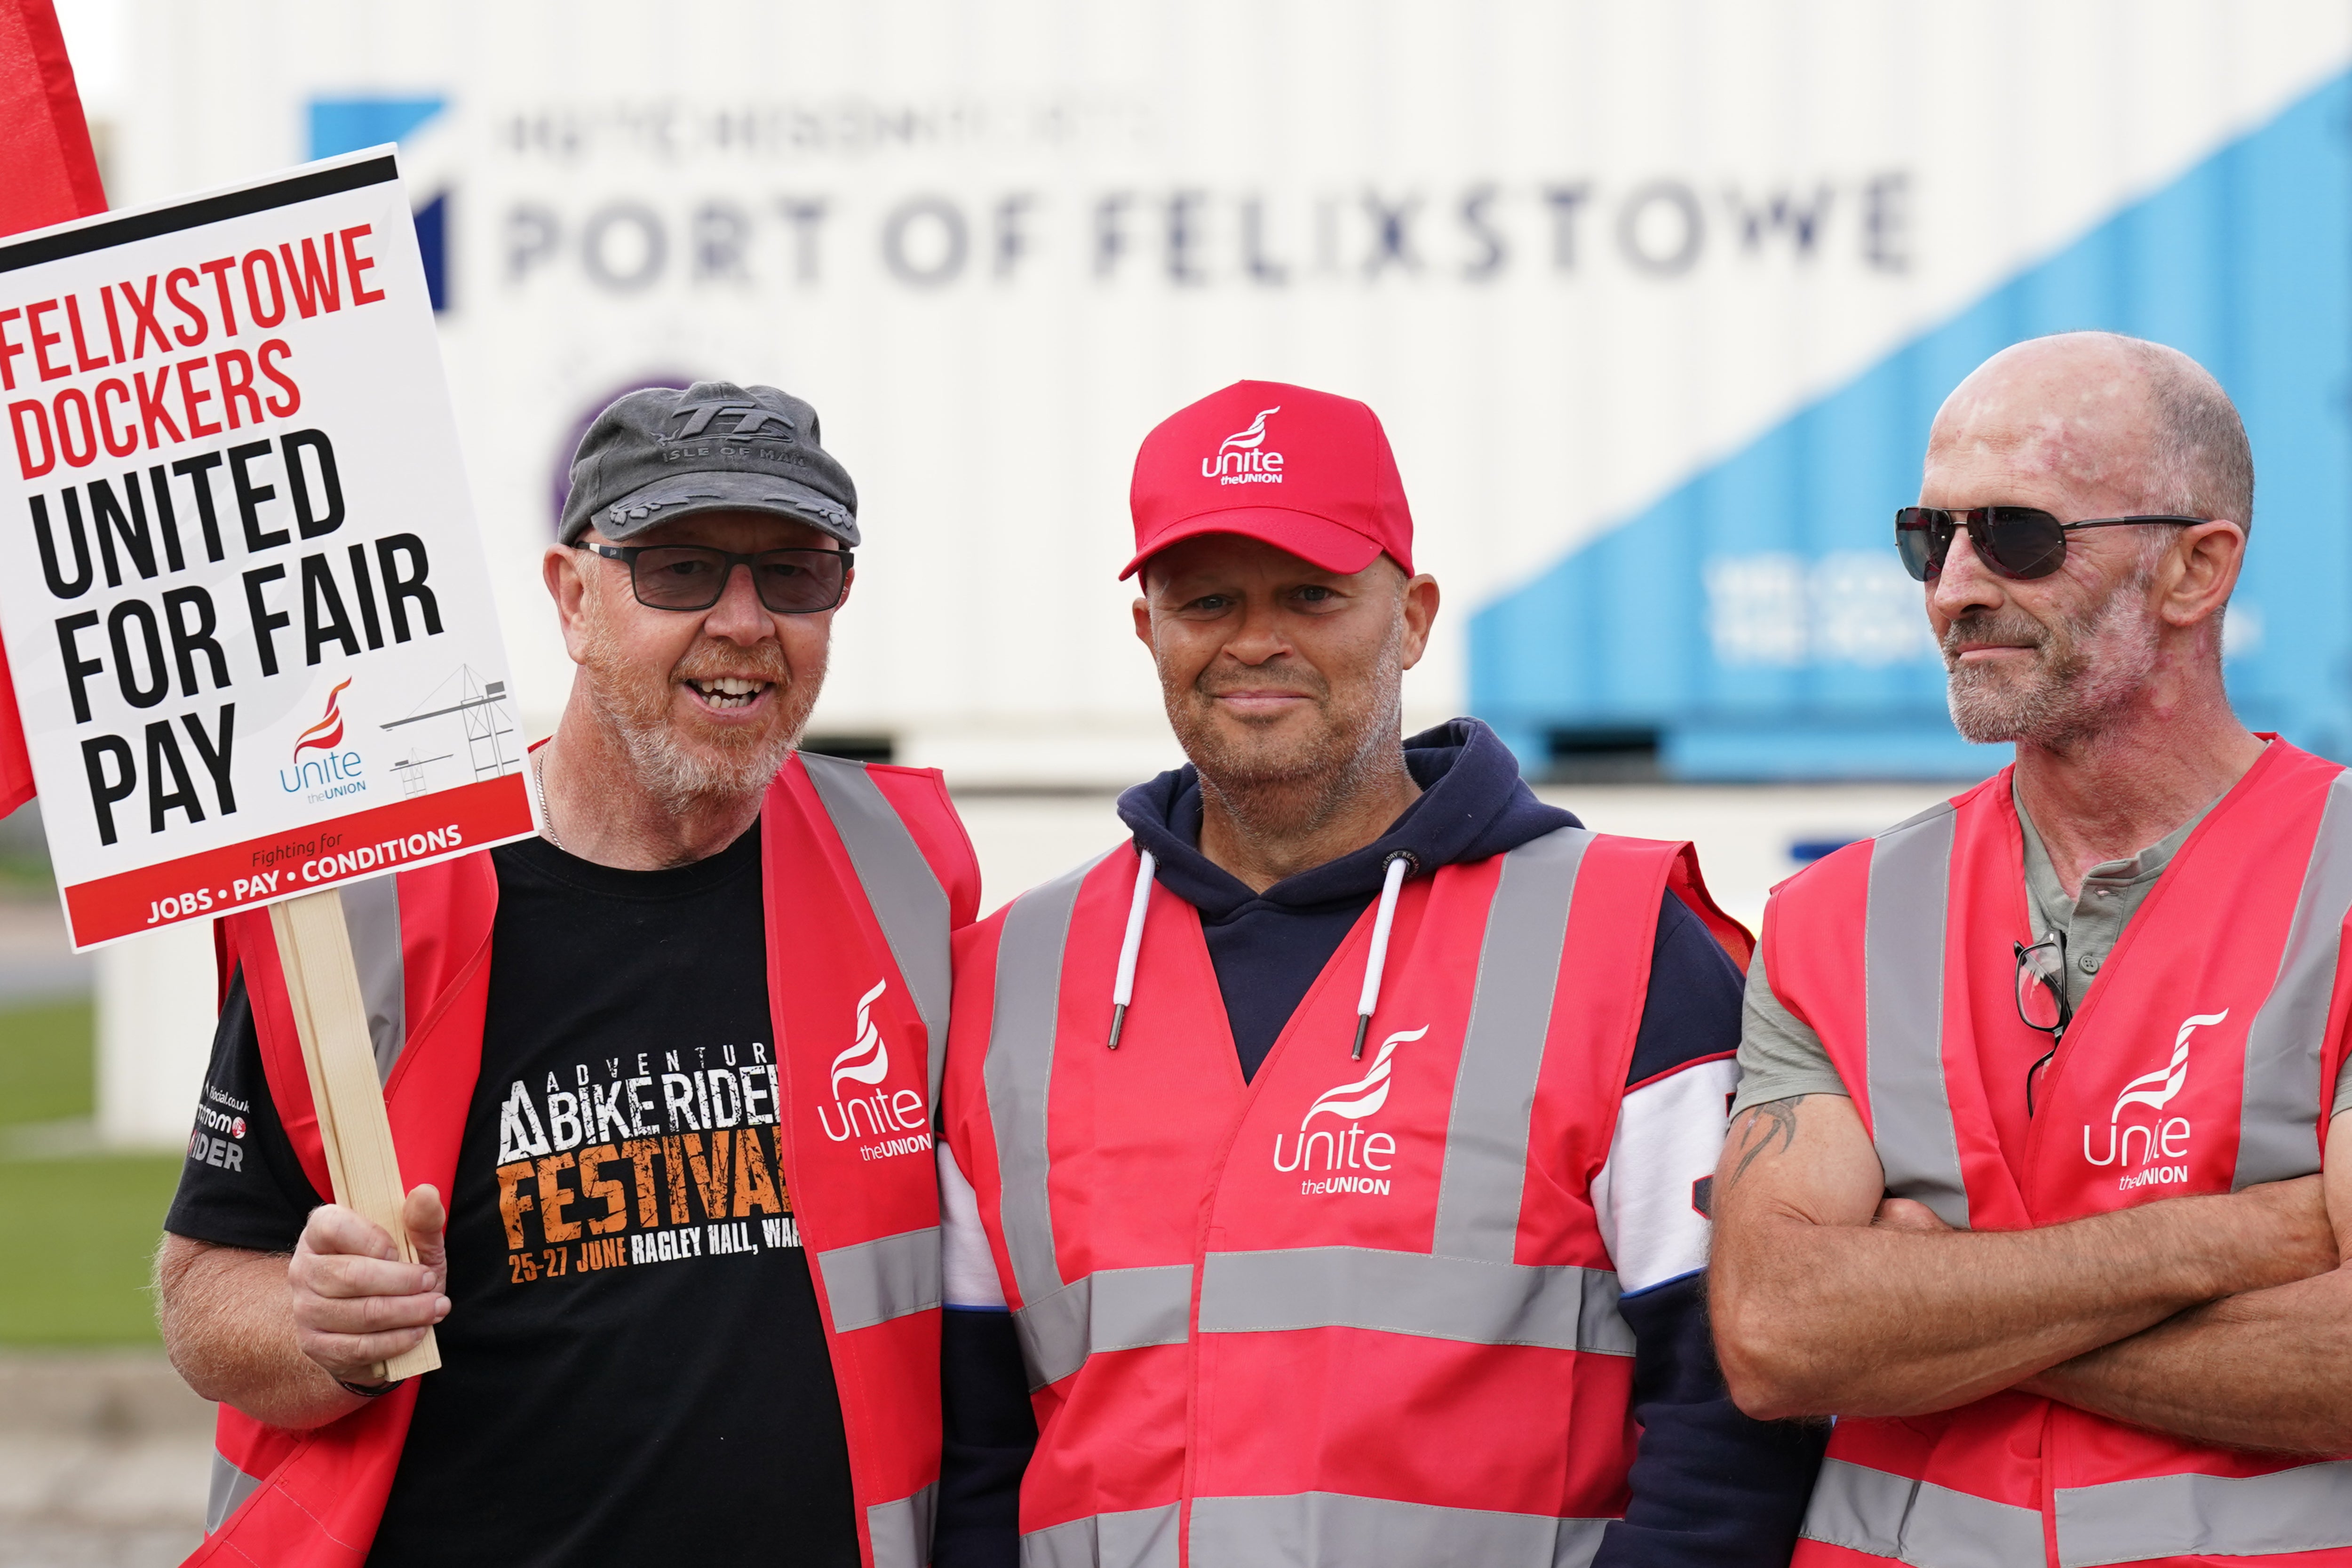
0, 142, 537, 1384
269, 886, 439, 1378
0, 14, 477, 1372
0, 6, 434, 1366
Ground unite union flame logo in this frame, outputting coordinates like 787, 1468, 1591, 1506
2110, 1009, 2226, 1122
292, 677, 353, 760
1301, 1025, 1427, 1127
1219, 406, 1280, 455
830, 979, 892, 1099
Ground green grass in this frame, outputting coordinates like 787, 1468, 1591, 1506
0, 1155, 180, 1343
0, 999, 179, 1345
0, 849, 55, 895
0, 998, 97, 1125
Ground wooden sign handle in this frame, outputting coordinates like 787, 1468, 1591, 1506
269, 887, 441, 1381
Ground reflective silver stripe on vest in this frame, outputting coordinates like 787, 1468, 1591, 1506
1800, 1457, 2044, 1568
2053, 1460, 2352, 1568
339, 875, 406, 1083
1020, 1502, 1183, 1568
1433, 826, 1591, 1260
867, 1479, 939, 1568
2236, 770, 2352, 1187
1197, 1245, 1633, 1356
1014, 1263, 1194, 1390
985, 855, 1107, 1319
1189, 1492, 1610, 1568
801, 751, 956, 1102
815, 1225, 943, 1332
1863, 802, 1971, 1229
206, 1449, 265, 1534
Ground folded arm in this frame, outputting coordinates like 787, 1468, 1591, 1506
1707, 1093, 2336, 1421
2019, 1113, 2352, 1451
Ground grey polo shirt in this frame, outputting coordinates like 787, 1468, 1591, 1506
1733, 781, 2352, 1120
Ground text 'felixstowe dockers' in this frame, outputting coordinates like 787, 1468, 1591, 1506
3, 225, 449, 848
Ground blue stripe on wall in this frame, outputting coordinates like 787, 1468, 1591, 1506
306, 96, 451, 313
307, 98, 447, 161
1470, 72, 2352, 780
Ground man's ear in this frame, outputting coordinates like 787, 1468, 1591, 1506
1398, 574, 1441, 671
546, 543, 593, 663
2162, 519, 2246, 631
1132, 595, 1154, 654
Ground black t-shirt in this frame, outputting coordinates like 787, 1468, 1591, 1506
166, 825, 860, 1567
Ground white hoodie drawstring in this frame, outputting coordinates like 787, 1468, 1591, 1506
1109, 845, 1414, 1056
1352, 851, 1417, 1058
1107, 849, 1157, 1050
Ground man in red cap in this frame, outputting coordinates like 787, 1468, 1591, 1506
930, 382, 1826, 1566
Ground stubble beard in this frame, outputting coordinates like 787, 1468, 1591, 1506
1943, 566, 2160, 750
577, 594, 823, 817
1166, 617, 1409, 840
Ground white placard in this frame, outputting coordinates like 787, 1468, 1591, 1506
0, 147, 531, 948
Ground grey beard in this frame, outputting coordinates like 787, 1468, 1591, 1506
594, 692, 806, 816
577, 603, 819, 818
1943, 573, 2160, 749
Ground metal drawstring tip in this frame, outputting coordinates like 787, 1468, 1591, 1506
1350, 1014, 1370, 1059
1108, 1003, 1127, 1051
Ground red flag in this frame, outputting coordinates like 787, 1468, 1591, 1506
0, 0, 107, 817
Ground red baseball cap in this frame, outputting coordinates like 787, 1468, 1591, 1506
1122, 380, 1414, 580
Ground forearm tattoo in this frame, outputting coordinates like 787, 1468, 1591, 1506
1723, 1098, 1804, 1195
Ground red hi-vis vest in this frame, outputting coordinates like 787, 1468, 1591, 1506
1768, 740, 2352, 1568
188, 753, 978, 1568
940, 826, 1751, 1567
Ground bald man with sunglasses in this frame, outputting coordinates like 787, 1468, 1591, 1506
1709, 333, 2352, 1568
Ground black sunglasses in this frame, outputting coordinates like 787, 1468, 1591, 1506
1895, 507, 2205, 583
2015, 931, 2072, 1115
575, 542, 853, 614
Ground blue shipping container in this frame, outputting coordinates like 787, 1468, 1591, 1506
1471, 71, 2352, 781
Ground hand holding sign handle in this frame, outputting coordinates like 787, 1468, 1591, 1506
270, 887, 440, 1379
289, 1182, 447, 1387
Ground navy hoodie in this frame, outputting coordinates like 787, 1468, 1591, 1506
935, 720, 1824, 1566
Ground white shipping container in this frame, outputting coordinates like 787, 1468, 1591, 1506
88, 0, 2352, 784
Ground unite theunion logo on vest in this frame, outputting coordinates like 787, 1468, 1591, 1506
2082, 1009, 2227, 1191
816, 978, 932, 1160
1272, 1024, 1427, 1195
1202, 406, 1284, 486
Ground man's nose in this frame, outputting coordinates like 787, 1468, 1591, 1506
1929, 525, 2006, 622
1222, 597, 1293, 664
702, 562, 773, 641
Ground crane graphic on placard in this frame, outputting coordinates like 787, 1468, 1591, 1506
379, 666, 520, 795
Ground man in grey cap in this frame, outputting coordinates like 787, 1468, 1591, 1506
158, 382, 978, 1568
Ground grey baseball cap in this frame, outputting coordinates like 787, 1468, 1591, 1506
557, 381, 859, 547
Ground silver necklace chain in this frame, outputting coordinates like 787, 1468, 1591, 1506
532, 749, 563, 850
